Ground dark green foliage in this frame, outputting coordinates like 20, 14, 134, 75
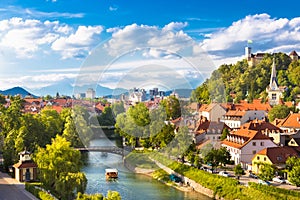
268, 105, 290, 122
98, 106, 115, 126
233, 164, 244, 178
258, 163, 276, 181
203, 147, 231, 170
160, 95, 181, 119
191, 52, 300, 103
286, 156, 300, 186
25, 183, 56, 200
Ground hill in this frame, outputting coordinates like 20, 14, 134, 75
0, 87, 37, 98
191, 52, 300, 103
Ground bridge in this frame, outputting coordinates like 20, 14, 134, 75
75, 146, 126, 156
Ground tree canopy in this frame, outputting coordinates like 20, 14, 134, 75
191, 53, 300, 103
34, 135, 87, 200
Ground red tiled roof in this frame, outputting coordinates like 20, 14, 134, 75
13, 161, 37, 169
241, 119, 281, 132
256, 146, 299, 164
289, 50, 298, 56
280, 113, 300, 129
222, 128, 271, 149
224, 110, 246, 117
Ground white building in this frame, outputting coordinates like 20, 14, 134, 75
199, 103, 226, 122
222, 127, 277, 169
86, 88, 96, 99
129, 88, 146, 104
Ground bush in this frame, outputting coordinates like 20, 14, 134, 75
25, 182, 56, 200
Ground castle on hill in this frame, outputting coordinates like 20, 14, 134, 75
245, 46, 298, 106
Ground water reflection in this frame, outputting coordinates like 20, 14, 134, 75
82, 139, 211, 200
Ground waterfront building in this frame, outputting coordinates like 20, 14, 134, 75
13, 150, 37, 182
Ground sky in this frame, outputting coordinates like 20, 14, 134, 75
0, 0, 300, 94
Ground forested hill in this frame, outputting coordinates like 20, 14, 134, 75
191, 52, 300, 103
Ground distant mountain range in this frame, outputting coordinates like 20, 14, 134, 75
0, 85, 193, 99
0, 87, 38, 98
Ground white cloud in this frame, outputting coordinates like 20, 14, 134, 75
201, 14, 300, 57
0, 17, 103, 59
105, 22, 194, 57
0, 73, 77, 90
51, 25, 103, 59
0, 18, 62, 58
109, 6, 118, 11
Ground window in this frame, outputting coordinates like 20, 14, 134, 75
252, 150, 256, 155
257, 156, 260, 160
260, 142, 264, 146
264, 157, 266, 161
252, 142, 256, 146
272, 93, 276, 100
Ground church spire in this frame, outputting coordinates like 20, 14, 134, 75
269, 58, 279, 90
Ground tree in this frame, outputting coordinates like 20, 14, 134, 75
220, 128, 229, 141
34, 135, 87, 199
286, 156, 300, 186
190, 82, 210, 103
288, 166, 300, 187
98, 106, 115, 126
112, 101, 125, 117
203, 147, 231, 170
160, 96, 181, 120
258, 163, 276, 181
268, 105, 290, 122
128, 103, 150, 126
233, 164, 244, 179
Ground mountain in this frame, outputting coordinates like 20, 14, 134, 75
0, 87, 38, 98
30, 79, 128, 97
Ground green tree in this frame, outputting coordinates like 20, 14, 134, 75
112, 101, 125, 117
258, 163, 275, 181
0, 94, 5, 104
203, 147, 231, 170
128, 103, 150, 126
98, 106, 115, 126
190, 82, 210, 103
286, 156, 300, 186
288, 166, 300, 187
34, 135, 87, 199
220, 128, 229, 141
105, 190, 121, 200
233, 164, 244, 179
268, 105, 290, 122
160, 96, 181, 120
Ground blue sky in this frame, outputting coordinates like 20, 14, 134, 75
0, 0, 300, 94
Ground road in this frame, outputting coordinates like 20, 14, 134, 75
0, 171, 38, 200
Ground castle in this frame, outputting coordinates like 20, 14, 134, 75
245, 46, 299, 106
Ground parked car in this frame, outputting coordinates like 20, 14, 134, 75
249, 173, 258, 179
219, 171, 230, 177
258, 179, 271, 186
272, 176, 286, 184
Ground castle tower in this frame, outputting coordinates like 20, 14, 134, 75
266, 58, 283, 106
245, 46, 252, 61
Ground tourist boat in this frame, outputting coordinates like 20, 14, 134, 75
105, 168, 118, 179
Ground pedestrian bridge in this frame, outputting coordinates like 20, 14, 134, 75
75, 146, 125, 156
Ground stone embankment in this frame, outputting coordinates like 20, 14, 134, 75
149, 158, 217, 199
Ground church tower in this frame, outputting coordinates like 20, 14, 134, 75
266, 58, 283, 106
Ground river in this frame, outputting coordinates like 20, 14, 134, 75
82, 139, 211, 200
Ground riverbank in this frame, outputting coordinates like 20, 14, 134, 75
123, 154, 211, 197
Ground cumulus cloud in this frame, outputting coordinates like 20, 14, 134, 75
51, 25, 103, 59
201, 14, 300, 57
0, 17, 103, 59
104, 22, 195, 57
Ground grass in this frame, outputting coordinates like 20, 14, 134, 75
125, 151, 159, 169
